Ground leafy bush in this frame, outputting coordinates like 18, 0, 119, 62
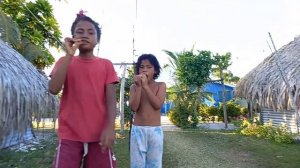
238, 119, 295, 144
207, 106, 220, 116
198, 104, 210, 122
168, 93, 199, 128
198, 104, 222, 122
241, 107, 248, 116
219, 100, 241, 118
217, 99, 249, 122
124, 104, 132, 128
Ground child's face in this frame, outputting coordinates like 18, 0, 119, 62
139, 59, 156, 80
73, 20, 98, 52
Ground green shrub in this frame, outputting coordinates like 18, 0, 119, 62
219, 100, 241, 117
168, 93, 199, 128
241, 107, 248, 116
238, 119, 295, 144
124, 105, 132, 128
218, 100, 246, 122
168, 102, 190, 128
198, 104, 210, 122
198, 105, 222, 122
207, 106, 220, 116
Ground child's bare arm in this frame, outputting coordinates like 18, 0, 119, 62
143, 82, 166, 110
48, 56, 72, 95
129, 84, 142, 112
105, 84, 117, 130
100, 83, 117, 151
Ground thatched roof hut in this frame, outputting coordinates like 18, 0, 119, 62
235, 36, 300, 133
0, 39, 59, 148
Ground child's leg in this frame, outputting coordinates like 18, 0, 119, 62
52, 139, 83, 168
146, 126, 163, 168
83, 142, 117, 168
130, 125, 147, 168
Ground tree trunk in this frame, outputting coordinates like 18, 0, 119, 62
221, 76, 228, 129
248, 100, 253, 119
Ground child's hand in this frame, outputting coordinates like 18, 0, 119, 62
141, 74, 149, 88
134, 75, 142, 87
64, 37, 83, 56
99, 127, 115, 152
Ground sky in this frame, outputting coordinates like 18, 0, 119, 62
46, 0, 300, 86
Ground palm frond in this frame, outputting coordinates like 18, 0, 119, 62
163, 49, 178, 70
200, 91, 215, 102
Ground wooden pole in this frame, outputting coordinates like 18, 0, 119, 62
113, 63, 134, 134
119, 65, 126, 134
249, 100, 253, 119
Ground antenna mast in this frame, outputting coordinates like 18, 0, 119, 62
132, 0, 138, 61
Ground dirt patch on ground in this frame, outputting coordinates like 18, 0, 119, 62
8, 131, 56, 152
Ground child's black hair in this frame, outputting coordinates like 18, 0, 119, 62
71, 11, 101, 42
135, 54, 161, 79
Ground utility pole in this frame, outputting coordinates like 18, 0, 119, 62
112, 0, 138, 134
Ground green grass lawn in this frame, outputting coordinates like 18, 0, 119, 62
1, 130, 300, 168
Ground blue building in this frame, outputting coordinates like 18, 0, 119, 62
203, 82, 235, 107
159, 82, 234, 114
161, 101, 173, 115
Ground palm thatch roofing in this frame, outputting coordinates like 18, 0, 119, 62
235, 36, 300, 110
0, 39, 58, 148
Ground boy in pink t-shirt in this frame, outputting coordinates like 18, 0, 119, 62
49, 11, 118, 168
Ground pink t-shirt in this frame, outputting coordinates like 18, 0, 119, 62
51, 56, 118, 142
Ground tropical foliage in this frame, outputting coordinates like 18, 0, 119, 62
165, 49, 215, 128
116, 66, 134, 127
164, 48, 240, 128
0, 0, 62, 69
168, 88, 199, 128
212, 52, 240, 84
238, 119, 295, 144
177, 50, 214, 88
198, 100, 248, 122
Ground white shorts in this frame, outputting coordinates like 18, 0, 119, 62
130, 125, 163, 168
